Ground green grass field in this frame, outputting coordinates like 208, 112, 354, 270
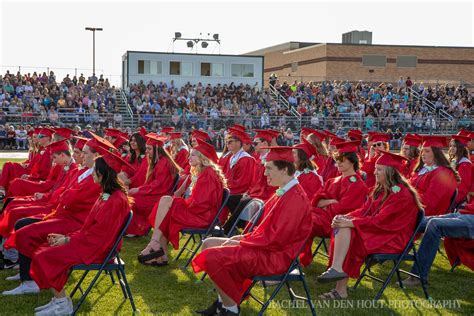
0, 158, 473, 315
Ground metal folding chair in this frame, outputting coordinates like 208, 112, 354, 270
352, 209, 430, 300
174, 189, 230, 269
69, 211, 136, 315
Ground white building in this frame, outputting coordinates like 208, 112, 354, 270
122, 51, 264, 89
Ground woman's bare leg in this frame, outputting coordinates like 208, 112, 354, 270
331, 227, 351, 272
140, 196, 173, 255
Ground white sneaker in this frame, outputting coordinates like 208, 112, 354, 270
35, 296, 73, 316
34, 297, 57, 312
2, 281, 40, 295
5, 273, 20, 281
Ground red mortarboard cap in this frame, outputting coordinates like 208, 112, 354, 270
192, 130, 211, 141
261, 146, 294, 163
403, 134, 422, 147
457, 129, 472, 138
139, 126, 147, 138
329, 136, 345, 147
86, 132, 118, 154
368, 132, 390, 143
101, 152, 134, 173
146, 133, 166, 147
324, 130, 337, 139
38, 127, 55, 138
232, 124, 246, 132
301, 128, 326, 141
194, 138, 218, 163
451, 135, 470, 146
228, 128, 251, 144
27, 130, 34, 137
113, 135, 128, 148
53, 127, 74, 139
348, 129, 363, 141
254, 129, 274, 144
73, 136, 88, 150
33, 127, 42, 135
160, 126, 175, 134
267, 129, 280, 138
335, 140, 360, 154
376, 150, 408, 173
169, 132, 183, 140
422, 135, 448, 148
293, 138, 317, 158
46, 139, 70, 153
104, 128, 125, 138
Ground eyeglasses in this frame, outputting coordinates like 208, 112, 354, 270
372, 142, 384, 148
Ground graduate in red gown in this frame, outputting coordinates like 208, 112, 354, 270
160, 126, 175, 152
292, 139, 324, 199
318, 135, 344, 182
222, 130, 277, 234
316, 151, 421, 299
137, 139, 224, 266
399, 134, 422, 179
119, 132, 148, 189
448, 135, 472, 205
301, 128, 330, 174
192, 146, 312, 315
360, 132, 390, 190
410, 136, 458, 216
1, 136, 107, 296
126, 133, 179, 236
169, 132, 190, 170
0, 140, 79, 239
223, 128, 255, 213
25, 152, 131, 315
0, 129, 41, 198
0, 127, 54, 196
300, 141, 368, 266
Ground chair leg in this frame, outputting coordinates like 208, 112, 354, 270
450, 259, 460, 273
240, 281, 257, 305
70, 270, 90, 298
375, 257, 405, 301
108, 270, 116, 284
72, 269, 105, 316
183, 238, 204, 269
174, 234, 193, 261
119, 267, 137, 312
115, 270, 128, 299
413, 252, 430, 299
353, 259, 371, 290
300, 272, 317, 316
285, 281, 295, 302
258, 278, 288, 316
394, 260, 404, 289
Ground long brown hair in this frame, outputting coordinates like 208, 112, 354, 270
129, 132, 146, 164
146, 145, 180, 182
94, 157, 127, 195
449, 140, 469, 164
294, 148, 316, 171
415, 147, 460, 181
373, 165, 424, 210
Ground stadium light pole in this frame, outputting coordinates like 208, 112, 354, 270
85, 27, 103, 76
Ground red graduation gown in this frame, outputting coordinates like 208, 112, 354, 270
4, 168, 101, 250
402, 158, 419, 179
7, 163, 65, 197
224, 152, 255, 195
444, 204, 474, 271
247, 155, 276, 201
30, 190, 130, 291
300, 174, 368, 266
410, 166, 457, 216
128, 158, 148, 189
312, 154, 327, 173
0, 150, 41, 190
296, 170, 323, 200
192, 183, 312, 303
127, 157, 175, 236
360, 155, 378, 190
174, 148, 190, 170
0, 164, 78, 237
328, 185, 418, 278
455, 158, 472, 205
218, 152, 232, 173
25, 148, 52, 181
155, 166, 224, 249
319, 157, 340, 182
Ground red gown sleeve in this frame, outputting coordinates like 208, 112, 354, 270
129, 158, 148, 188
325, 177, 368, 217
137, 158, 173, 196
456, 161, 472, 204
226, 157, 255, 195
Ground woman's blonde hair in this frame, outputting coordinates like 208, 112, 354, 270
373, 165, 423, 210
306, 134, 328, 156
191, 149, 227, 188
171, 138, 187, 157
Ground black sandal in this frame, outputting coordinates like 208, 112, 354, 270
142, 260, 169, 267
137, 248, 165, 264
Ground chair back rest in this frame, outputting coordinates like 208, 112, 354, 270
447, 189, 458, 213
241, 199, 265, 232
100, 211, 133, 267
402, 208, 425, 255
170, 174, 181, 194
204, 188, 230, 234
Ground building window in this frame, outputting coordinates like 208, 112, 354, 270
231, 64, 254, 77
138, 60, 162, 74
201, 63, 224, 76
362, 55, 386, 67
170, 61, 193, 76
397, 55, 417, 68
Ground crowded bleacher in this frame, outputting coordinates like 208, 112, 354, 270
0, 68, 473, 315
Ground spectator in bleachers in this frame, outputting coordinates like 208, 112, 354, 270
15, 125, 28, 150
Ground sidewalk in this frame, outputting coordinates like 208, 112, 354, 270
0, 151, 29, 159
